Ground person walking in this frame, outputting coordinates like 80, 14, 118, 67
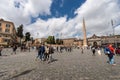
12, 45, 17, 54
48, 45, 54, 63
108, 44, 116, 65
40, 44, 45, 61
36, 45, 41, 60
44, 45, 49, 61
97, 47, 101, 55
91, 46, 96, 56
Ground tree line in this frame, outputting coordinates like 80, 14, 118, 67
16, 24, 63, 45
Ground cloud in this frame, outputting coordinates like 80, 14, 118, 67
0, 0, 120, 39
24, 16, 67, 38
25, 0, 120, 39
23, 0, 52, 17
0, 0, 52, 26
75, 0, 120, 37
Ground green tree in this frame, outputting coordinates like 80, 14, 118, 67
25, 32, 31, 42
17, 24, 24, 45
46, 36, 55, 44
56, 38, 63, 44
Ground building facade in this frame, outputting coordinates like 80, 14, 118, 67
62, 38, 76, 46
0, 19, 17, 47
62, 38, 83, 47
87, 34, 101, 46
101, 35, 120, 47
87, 34, 120, 47
34, 38, 47, 46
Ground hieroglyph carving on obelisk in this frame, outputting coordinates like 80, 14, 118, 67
82, 18, 88, 47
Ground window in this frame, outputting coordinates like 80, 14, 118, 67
5, 29, 10, 33
5, 35, 8, 37
4, 39, 8, 42
6, 24, 10, 28
4, 39, 10, 42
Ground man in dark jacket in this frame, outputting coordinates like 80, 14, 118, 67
36, 45, 41, 60
39, 44, 45, 61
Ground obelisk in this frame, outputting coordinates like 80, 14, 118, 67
82, 18, 87, 47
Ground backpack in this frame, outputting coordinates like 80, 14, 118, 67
104, 47, 111, 55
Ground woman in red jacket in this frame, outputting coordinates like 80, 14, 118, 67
108, 44, 116, 65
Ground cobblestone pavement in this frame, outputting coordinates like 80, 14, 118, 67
0, 48, 120, 80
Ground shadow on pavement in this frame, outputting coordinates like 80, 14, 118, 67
10, 69, 35, 79
48, 58, 58, 64
0, 55, 8, 57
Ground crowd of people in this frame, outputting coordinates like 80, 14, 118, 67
35, 44, 73, 63
89, 43, 119, 66
0, 43, 120, 65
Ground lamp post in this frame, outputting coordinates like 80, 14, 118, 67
111, 19, 117, 48
111, 20, 115, 36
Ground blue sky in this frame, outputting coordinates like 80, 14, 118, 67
0, 0, 120, 38
31, 0, 85, 22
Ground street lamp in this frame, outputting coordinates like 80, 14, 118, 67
115, 36, 117, 48
111, 20, 115, 36
111, 19, 117, 48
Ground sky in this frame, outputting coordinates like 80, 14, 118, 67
0, 0, 120, 39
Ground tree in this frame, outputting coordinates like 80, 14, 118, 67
56, 38, 63, 44
25, 32, 31, 42
46, 36, 55, 44
17, 24, 24, 46
25, 32, 31, 48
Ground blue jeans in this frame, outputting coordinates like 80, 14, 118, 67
36, 52, 40, 59
109, 56, 114, 64
40, 52, 44, 60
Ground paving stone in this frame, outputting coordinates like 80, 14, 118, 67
0, 48, 120, 80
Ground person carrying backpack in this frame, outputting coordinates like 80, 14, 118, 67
104, 44, 116, 65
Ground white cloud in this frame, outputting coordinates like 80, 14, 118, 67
0, 0, 52, 26
24, 17, 67, 38
23, 0, 52, 17
0, 0, 120, 39
25, 0, 120, 39
75, 0, 120, 37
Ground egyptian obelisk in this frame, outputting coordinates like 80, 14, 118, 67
82, 18, 87, 47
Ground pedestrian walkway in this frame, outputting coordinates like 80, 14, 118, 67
0, 48, 120, 80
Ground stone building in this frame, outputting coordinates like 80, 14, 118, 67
34, 38, 47, 46
62, 38, 83, 47
87, 34, 102, 46
73, 39, 83, 47
62, 38, 76, 46
87, 34, 120, 47
101, 35, 120, 47
0, 19, 17, 47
